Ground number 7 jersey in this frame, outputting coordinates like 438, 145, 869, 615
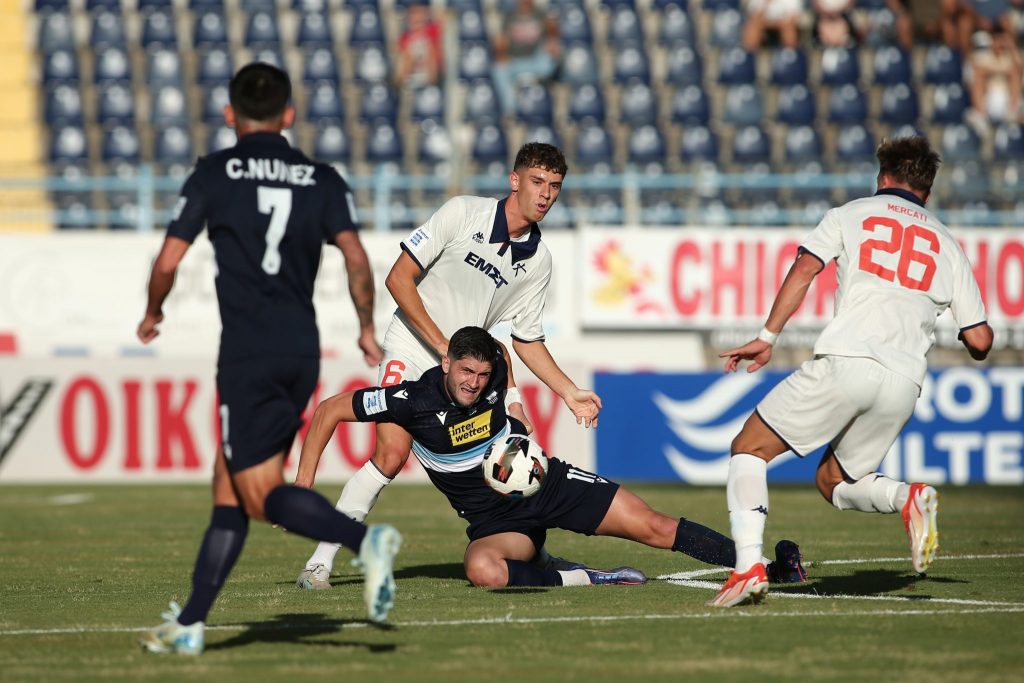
166, 132, 359, 364
800, 188, 987, 386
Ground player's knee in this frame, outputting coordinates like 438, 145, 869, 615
464, 556, 506, 588
815, 468, 840, 506
371, 443, 410, 478
641, 513, 678, 548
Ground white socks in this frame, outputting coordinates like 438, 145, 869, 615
832, 474, 909, 513
558, 569, 591, 586
727, 453, 769, 573
304, 462, 392, 572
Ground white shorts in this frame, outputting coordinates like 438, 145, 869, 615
756, 355, 920, 480
377, 316, 441, 386
746, 0, 803, 23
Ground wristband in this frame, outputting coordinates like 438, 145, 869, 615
505, 387, 522, 407
757, 327, 779, 346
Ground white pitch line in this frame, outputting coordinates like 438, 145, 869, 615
3, 605, 1024, 638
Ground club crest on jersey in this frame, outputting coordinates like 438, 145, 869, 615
512, 262, 526, 277
472, 231, 484, 243
448, 409, 493, 446
464, 252, 509, 289
485, 390, 499, 404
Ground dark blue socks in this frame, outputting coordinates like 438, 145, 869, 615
672, 517, 737, 568
178, 505, 249, 626
505, 559, 563, 586
264, 484, 367, 552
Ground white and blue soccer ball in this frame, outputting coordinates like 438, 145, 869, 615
481, 434, 549, 498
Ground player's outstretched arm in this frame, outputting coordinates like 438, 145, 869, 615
386, 251, 449, 358
295, 391, 359, 488
512, 339, 601, 428
137, 236, 190, 344
335, 231, 383, 366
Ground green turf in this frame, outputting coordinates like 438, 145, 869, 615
1, 484, 1021, 682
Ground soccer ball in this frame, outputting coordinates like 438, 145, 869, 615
481, 434, 549, 498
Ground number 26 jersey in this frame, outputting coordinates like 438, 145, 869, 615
801, 188, 987, 386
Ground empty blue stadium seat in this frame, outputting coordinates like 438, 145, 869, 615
612, 43, 651, 83
995, 160, 1024, 199
515, 83, 554, 125
141, 10, 177, 48
776, 83, 815, 125
306, 81, 344, 121
457, 9, 488, 42
834, 124, 874, 164
945, 161, 990, 204
206, 124, 236, 153
360, 83, 398, 123
828, 84, 868, 123
102, 125, 141, 163
447, 0, 482, 12
994, 123, 1024, 159
472, 123, 508, 166
151, 84, 190, 126
197, 47, 233, 85
872, 46, 911, 85
568, 83, 605, 123
366, 121, 404, 165
201, 83, 229, 122
146, 48, 183, 86
313, 121, 351, 163
49, 124, 89, 163
879, 83, 919, 125
524, 123, 561, 148
44, 84, 83, 124
717, 47, 756, 85
680, 125, 719, 163
723, 84, 763, 125
458, 41, 491, 81
600, 0, 637, 9
574, 121, 614, 169
559, 4, 592, 44
418, 119, 453, 166
350, 6, 385, 45
245, 9, 280, 46
85, 0, 122, 13
659, 5, 695, 46
665, 45, 703, 87
353, 43, 390, 83
931, 83, 969, 123
709, 9, 743, 49
37, 10, 75, 52
96, 82, 135, 125
770, 47, 808, 85
575, 191, 624, 226
561, 42, 600, 85
193, 10, 229, 47
789, 160, 832, 203
705, 0, 742, 10
35, 0, 70, 11
410, 84, 444, 122
94, 46, 131, 83
154, 125, 194, 164
90, 10, 126, 49
731, 125, 771, 164
296, 11, 334, 47
463, 79, 500, 124
924, 44, 963, 84
627, 124, 666, 167
303, 47, 340, 84
669, 84, 709, 125
250, 46, 285, 69
240, 0, 277, 11
783, 125, 822, 163
609, 7, 643, 43
619, 81, 658, 126
190, 0, 225, 9
820, 47, 860, 86
43, 48, 79, 85
137, 0, 174, 11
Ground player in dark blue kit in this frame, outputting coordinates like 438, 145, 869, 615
136, 63, 401, 655
296, 327, 807, 589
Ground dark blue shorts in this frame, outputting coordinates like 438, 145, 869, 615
216, 356, 319, 473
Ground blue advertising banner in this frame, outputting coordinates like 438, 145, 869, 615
594, 367, 1024, 485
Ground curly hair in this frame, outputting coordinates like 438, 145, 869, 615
876, 136, 941, 194
513, 142, 568, 177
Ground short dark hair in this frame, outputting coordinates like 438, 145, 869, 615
514, 142, 568, 177
229, 63, 291, 122
448, 327, 501, 364
876, 136, 941, 195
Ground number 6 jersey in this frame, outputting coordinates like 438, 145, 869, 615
800, 187, 987, 386
166, 132, 359, 364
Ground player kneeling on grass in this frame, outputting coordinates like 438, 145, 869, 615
296, 326, 808, 589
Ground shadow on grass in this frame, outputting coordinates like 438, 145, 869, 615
205, 612, 398, 652
777, 569, 969, 598
279, 562, 467, 588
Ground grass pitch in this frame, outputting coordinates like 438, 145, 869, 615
1, 483, 1021, 683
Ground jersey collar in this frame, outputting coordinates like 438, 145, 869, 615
875, 187, 926, 207
489, 198, 542, 262
235, 131, 291, 148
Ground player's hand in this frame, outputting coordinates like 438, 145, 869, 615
137, 313, 164, 344
719, 339, 774, 374
565, 388, 601, 429
507, 402, 534, 435
358, 329, 384, 367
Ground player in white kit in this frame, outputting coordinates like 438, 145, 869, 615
296, 143, 605, 588
708, 136, 994, 607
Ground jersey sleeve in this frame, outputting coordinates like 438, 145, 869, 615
320, 165, 359, 242
165, 163, 209, 243
351, 384, 414, 424
510, 258, 551, 343
799, 208, 843, 265
399, 196, 467, 271
948, 245, 987, 330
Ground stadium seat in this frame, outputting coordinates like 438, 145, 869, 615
471, 123, 508, 168
524, 123, 561, 148
618, 81, 658, 126
410, 84, 444, 123
85, 0, 121, 11
302, 47, 340, 84
141, 10, 177, 48
930, 83, 968, 123
664, 45, 703, 87
150, 84, 190, 126
94, 46, 131, 84
37, 10, 76, 52
196, 47, 233, 85
463, 79, 500, 124
244, 10, 280, 46
137, 0, 174, 11
575, 190, 625, 226
366, 121, 404, 165
353, 43, 390, 84
96, 82, 136, 126
296, 11, 334, 48
731, 125, 771, 165
717, 47, 756, 85
669, 84, 710, 125
44, 84, 84, 124
42, 48, 79, 85
574, 121, 614, 169
146, 48, 183, 87
776, 83, 815, 125
561, 42, 600, 86
193, 10, 229, 47
359, 84, 398, 123
722, 84, 763, 126
239, 0, 278, 10
35, 0, 71, 11
704, 0, 742, 10
306, 81, 345, 121
248, 46, 285, 69
206, 124, 236, 153
924, 44, 963, 85
609, 7, 643, 43
190, 0, 226, 9
820, 47, 860, 86
101, 125, 141, 163
872, 46, 911, 85
568, 83, 605, 123
600, 0, 637, 9
612, 43, 651, 83
349, 7, 385, 45
559, 4, 592, 44
201, 83, 229, 122
89, 11, 126, 49
153, 125, 194, 164
878, 83, 919, 125
680, 125, 719, 163
770, 47, 808, 85
834, 124, 875, 164
709, 9, 743, 49
626, 124, 666, 167
944, 161, 990, 204
783, 125, 823, 164
828, 84, 868, 124
458, 42, 491, 82
994, 123, 1024, 159
417, 119, 454, 166
313, 120, 351, 163
994, 160, 1024, 201
49, 124, 89, 163
659, 5, 695, 46
448, 0, 483, 12
515, 83, 554, 125
457, 9, 488, 42
788, 160, 832, 203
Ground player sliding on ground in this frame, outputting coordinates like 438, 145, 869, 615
296, 326, 807, 589
709, 135, 993, 608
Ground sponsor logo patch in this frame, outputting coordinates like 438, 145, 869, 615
362, 389, 388, 416
448, 409, 493, 447
408, 227, 430, 248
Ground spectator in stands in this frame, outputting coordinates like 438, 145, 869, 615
394, 2, 443, 89
965, 26, 1023, 132
858, 0, 914, 50
743, 0, 803, 51
812, 0, 857, 47
491, 0, 560, 116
